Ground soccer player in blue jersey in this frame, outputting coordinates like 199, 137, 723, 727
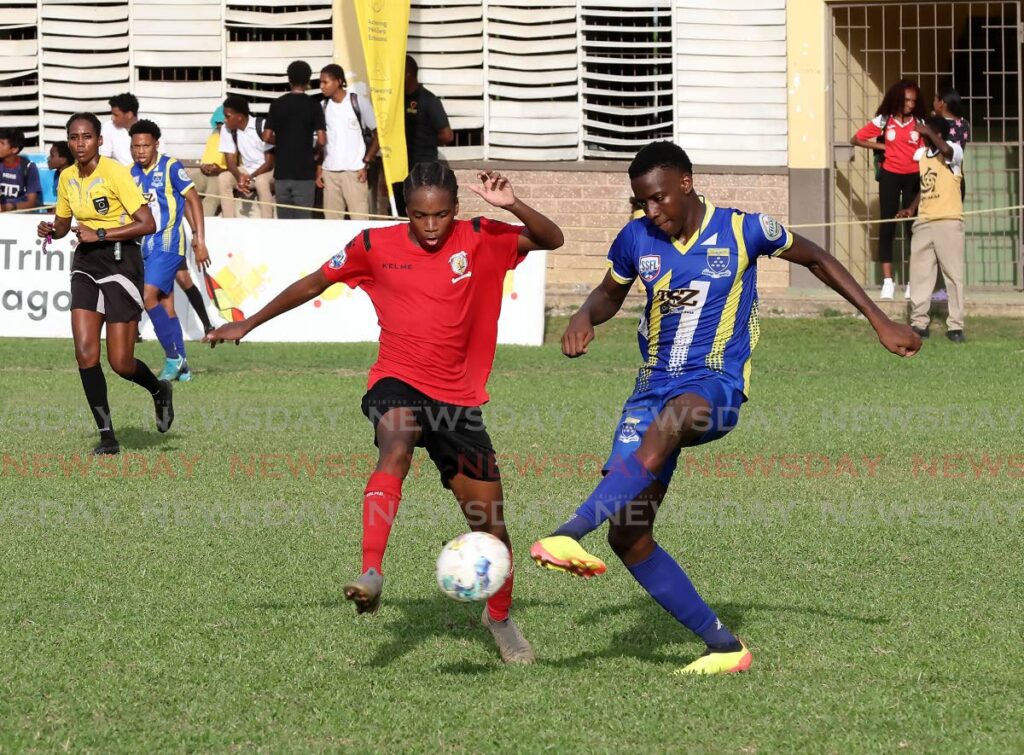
130, 120, 211, 381
531, 142, 921, 675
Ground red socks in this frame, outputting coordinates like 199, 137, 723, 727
361, 471, 403, 574
486, 560, 514, 622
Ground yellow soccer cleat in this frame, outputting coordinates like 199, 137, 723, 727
530, 536, 607, 578
674, 641, 752, 676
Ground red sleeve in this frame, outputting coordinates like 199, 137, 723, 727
320, 231, 373, 288
854, 116, 885, 142
478, 217, 527, 270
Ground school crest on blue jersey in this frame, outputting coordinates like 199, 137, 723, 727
639, 254, 661, 282
328, 249, 347, 269
702, 248, 732, 279
617, 417, 641, 443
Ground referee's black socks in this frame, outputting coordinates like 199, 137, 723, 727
182, 283, 213, 332
79, 366, 115, 440
129, 359, 163, 395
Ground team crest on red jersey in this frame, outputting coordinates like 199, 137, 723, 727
449, 251, 471, 283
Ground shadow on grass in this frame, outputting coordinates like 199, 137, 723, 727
542, 596, 889, 669
253, 594, 557, 672
116, 427, 176, 451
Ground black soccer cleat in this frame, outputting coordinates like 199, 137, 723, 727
946, 329, 966, 343
91, 437, 121, 456
154, 380, 174, 433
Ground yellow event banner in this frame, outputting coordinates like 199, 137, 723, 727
352, 0, 410, 214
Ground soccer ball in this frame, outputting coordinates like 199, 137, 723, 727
436, 532, 511, 602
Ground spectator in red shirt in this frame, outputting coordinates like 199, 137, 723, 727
852, 79, 926, 299
204, 163, 564, 665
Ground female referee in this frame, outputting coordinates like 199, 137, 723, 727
37, 113, 174, 455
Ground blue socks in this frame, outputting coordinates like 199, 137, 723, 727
146, 304, 185, 360
553, 453, 656, 541
627, 545, 740, 650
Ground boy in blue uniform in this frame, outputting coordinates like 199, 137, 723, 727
531, 142, 921, 674
130, 120, 211, 380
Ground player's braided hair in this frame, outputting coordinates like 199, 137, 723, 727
129, 119, 161, 140
628, 141, 693, 179
66, 112, 102, 136
403, 162, 458, 204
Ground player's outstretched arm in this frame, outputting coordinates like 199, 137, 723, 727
778, 235, 921, 357
562, 271, 632, 358
467, 170, 564, 253
203, 269, 332, 348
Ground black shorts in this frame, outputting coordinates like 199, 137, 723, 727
361, 377, 499, 486
177, 257, 188, 272
70, 241, 144, 323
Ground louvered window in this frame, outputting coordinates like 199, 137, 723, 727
0, 2, 39, 146
225, 2, 333, 116
410, 0, 485, 161
39, 1, 130, 147
675, 0, 787, 167
134, 0, 223, 159
486, 1, 580, 160
582, 2, 673, 158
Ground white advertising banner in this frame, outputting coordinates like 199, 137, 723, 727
0, 216, 547, 345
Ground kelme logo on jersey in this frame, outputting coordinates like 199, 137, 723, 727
328, 249, 347, 269
449, 251, 472, 283
759, 214, 783, 242
92, 196, 109, 214
701, 248, 732, 279
638, 254, 661, 282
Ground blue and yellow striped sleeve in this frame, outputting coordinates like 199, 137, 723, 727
606, 222, 638, 285
742, 212, 794, 260
168, 159, 195, 196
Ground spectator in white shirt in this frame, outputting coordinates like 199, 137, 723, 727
217, 95, 275, 219
99, 92, 139, 166
317, 65, 379, 219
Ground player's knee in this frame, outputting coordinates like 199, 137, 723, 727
74, 342, 100, 368
108, 354, 136, 378
634, 447, 669, 474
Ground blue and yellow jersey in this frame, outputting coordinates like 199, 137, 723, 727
131, 154, 194, 257
608, 197, 794, 397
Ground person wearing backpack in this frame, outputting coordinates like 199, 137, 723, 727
317, 64, 379, 220
0, 128, 42, 213
217, 95, 275, 218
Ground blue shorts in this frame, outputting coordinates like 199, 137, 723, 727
143, 251, 183, 294
603, 371, 746, 486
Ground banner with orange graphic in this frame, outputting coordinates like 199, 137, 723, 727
0, 216, 546, 344
351, 0, 410, 214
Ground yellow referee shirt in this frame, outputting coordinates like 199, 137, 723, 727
55, 156, 146, 230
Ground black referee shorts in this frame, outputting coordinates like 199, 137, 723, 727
361, 377, 499, 487
70, 240, 144, 323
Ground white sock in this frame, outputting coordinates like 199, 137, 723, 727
883, 277, 893, 284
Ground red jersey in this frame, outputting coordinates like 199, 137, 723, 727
321, 218, 526, 406
855, 114, 921, 174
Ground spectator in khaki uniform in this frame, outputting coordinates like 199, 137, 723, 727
897, 117, 966, 343
317, 64, 379, 219
186, 106, 226, 217
217, 95, 275, 218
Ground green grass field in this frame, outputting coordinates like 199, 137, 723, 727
2, 316, 1023, 752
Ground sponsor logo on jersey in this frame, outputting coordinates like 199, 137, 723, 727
656, 288, 703, 315
92, 196, 109, 214
759, 214, 783, 242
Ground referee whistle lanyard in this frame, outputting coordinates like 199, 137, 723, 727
42, 234, 52, 254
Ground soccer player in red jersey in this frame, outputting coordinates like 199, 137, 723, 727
204, 163, 563, 664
